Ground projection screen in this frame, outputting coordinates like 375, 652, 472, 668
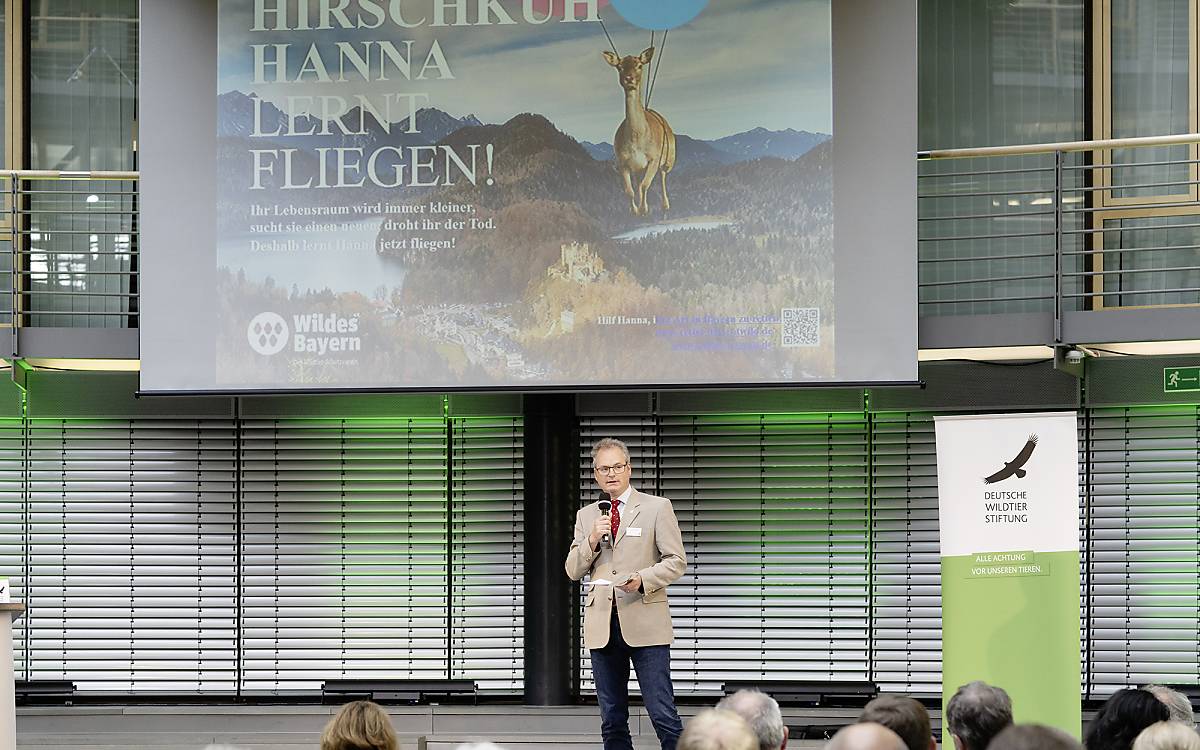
140, 0, 916, 392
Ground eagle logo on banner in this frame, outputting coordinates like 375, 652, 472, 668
983, 434, 1039, 485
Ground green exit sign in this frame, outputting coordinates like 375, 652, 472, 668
1164, 367, 1200, 393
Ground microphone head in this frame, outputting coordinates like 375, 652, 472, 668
597, 500, 612, 514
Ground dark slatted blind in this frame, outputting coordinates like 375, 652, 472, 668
239, 418, 448, 692
0, 418, 25, 677
578, 413, 871, 695
1086, 405, 1200, 695
869, 412, 942, 694
450, 416, 524, 692
24, 419, 237, 692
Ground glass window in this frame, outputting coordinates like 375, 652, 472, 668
1100, 213, 1200, 307
1108, 0, 1191, 199
25, 0, 138, 328
919, 0, 1085, 150
28, 0, 136, 172
918, 0, 1086, 317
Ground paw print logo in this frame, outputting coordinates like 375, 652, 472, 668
247, 312, 289, 356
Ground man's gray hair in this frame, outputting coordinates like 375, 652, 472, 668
945, 681, 1014, 750
679, 709, 759, 750
717, 689, 786, 750
1133, 721, 1200, 750
1144, 685, 1197, 728
591, 437, 630, 463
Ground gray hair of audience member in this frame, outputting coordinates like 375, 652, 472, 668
717, 689, 788, 750
826, 722, 908, 750
945, 681, 1015, 750
1133, 722, 1200, 750
679, 708, 759, 750
1144, 685, 1197, 728
590, 437, 630, 463
859, 696, 935, 750
989, 724, 1083, 750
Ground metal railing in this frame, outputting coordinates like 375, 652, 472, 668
0, 170, 139, 351
919, 133, 1200, 340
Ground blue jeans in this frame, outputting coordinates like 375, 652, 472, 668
590, 608, 683, 750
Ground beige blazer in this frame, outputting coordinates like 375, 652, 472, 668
564, 489, 687, 649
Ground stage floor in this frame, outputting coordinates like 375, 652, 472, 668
16, 704, 884, 750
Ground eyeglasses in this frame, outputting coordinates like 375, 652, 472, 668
594, 462, 629, 476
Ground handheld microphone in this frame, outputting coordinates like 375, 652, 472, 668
597, 497, 612, 548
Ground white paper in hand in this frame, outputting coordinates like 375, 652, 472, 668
585, 579, 613, 587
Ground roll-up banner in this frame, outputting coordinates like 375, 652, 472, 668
935, 412, 1081, 739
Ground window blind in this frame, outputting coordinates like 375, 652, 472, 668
0, 418, 26, 677
578, 413, 871, 695
869, 412, 942, 695
450, 416, 524, 692
24, 419, 237, 693
239, 418, 449, 692
1086, 405, 1200, 696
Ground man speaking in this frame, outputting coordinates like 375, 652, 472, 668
565, 438, 687, 750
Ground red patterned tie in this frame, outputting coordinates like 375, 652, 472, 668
610, 500, 621, 542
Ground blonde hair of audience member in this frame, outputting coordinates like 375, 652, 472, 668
1143, 686, 1197, 728
1133, 722, 1200, 750
678, 709, 759, 750
320, 700, 400, 750
827, 722, 908, 750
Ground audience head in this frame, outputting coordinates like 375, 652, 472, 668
990, 724, 1083, 750
1086, 689, 1171, 750
320, 700, 400, 750
945, 681, 1014, 750
1133, 722, 1200, 750
826, 722, 908, 750
859, 696, 935, 750
678, 709, 759, 750
1143, 686, 1197, 728
717, 689, 789, 750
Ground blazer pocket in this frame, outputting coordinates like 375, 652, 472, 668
642, 588, 667, 604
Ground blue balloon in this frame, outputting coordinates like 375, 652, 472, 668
610, 0, 708, 30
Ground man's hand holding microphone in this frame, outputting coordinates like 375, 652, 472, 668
588, 509, 642, 592
588, 515, 611, 550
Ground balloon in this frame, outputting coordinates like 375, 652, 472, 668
609, 0, 708, 30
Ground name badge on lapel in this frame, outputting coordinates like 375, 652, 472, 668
627, 528, 643, 537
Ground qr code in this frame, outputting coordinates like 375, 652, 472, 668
781, 307, 820, 347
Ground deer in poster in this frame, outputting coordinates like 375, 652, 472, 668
602, 47, 676, 216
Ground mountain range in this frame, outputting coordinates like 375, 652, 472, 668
581, 126, 829, 167
384, 111, 833, 303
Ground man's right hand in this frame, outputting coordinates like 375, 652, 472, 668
588, 515, 611, 549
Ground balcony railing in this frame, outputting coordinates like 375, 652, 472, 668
919, 133, 1200, 347
4, 135, 1200, 359
0, 170, 138, 358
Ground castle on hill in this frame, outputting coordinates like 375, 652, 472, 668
548, 242, 607, 284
